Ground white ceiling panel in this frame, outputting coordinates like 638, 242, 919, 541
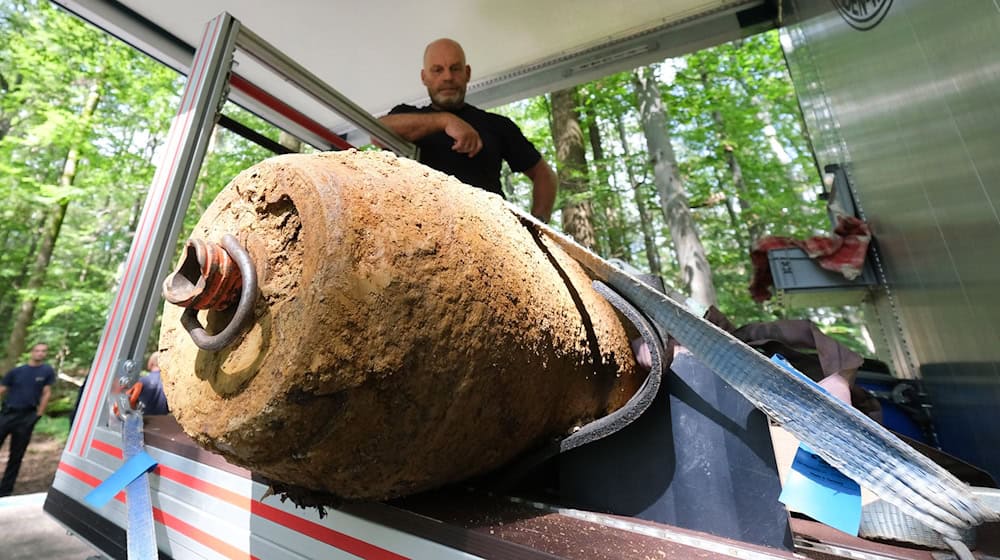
55, 0, 767, 148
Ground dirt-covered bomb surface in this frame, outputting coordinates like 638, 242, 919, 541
159, 150, 641, 500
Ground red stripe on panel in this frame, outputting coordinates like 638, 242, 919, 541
89, 441, 410, 559
85, 13, 224, 451
156, 464, 252, 511
58, 461, 258, 560
250, 499, 410, 560
155, 508, 259, 560
91, 438, 123, 460
70, 16, 222, 455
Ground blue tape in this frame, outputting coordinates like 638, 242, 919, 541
84, 451, 158, 508
780, 445, 862, 535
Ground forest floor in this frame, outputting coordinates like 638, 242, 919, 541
0, 433, 63, 496
1, 413, 70, 496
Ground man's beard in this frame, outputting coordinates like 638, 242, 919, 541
429, 88, 465, 111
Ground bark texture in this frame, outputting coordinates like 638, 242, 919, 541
634, 67, 718, 308
550, 87, 597, 249
159, 150, 641, 500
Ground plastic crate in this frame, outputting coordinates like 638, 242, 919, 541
768, 247, 877, 307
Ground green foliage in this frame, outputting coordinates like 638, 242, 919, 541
0, 0, 285, 371
34, 414, 70, 443
497, 32, 866, 347
657, 34, 829, 326
0, 0, 869, 380
181, 103, 279, 241
495, 95, 556, 216
44, 378, 80, 416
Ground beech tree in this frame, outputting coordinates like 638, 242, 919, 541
1, 1, 868, 373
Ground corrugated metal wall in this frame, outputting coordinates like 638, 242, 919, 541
782, 0, 1000, 480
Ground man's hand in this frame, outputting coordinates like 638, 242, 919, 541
442, 114, 482, 157
630, 338, 653, 372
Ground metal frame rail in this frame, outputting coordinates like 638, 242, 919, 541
65, 11, 414, 459
48, 13, 438, 560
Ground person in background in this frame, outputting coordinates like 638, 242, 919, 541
0, 342, 55, 496
137, 352, 169, 416
379, 38, 557, 222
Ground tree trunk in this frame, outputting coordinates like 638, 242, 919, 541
733, 72, 801, 170
701, 68, 762, 246
279, 131, 303, 153
586, 105, 627, 260
0, 71, 21, 142
616, 114, 662, 277
3, 203, 69, 371
716, 167, 747, 250
2, 80, 101, 371
78, 195, 114, 284
634, 66, 717, 308
549, 87, 596, 249
0, 222, 40, 350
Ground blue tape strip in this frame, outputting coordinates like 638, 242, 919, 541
84, 451, 158, 508
780, 445, 862, 535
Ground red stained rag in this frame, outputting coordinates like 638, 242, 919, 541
749, 215, 871, 302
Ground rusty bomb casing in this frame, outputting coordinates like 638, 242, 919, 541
159, 150, 642, 500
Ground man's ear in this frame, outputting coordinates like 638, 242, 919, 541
465, 64, 471, 81
420, 68, 429, 87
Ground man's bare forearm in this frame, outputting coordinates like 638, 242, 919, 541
37, 385, 51, 416
525, 159, 558, 223
379, 113, 450, 142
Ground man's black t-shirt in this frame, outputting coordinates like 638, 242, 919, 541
2, 364, 55, 411
388, 103, 541, 197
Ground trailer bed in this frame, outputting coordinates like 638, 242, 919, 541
45, 415, 1000, 560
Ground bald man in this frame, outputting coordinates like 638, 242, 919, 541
380, 38, 557, 222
